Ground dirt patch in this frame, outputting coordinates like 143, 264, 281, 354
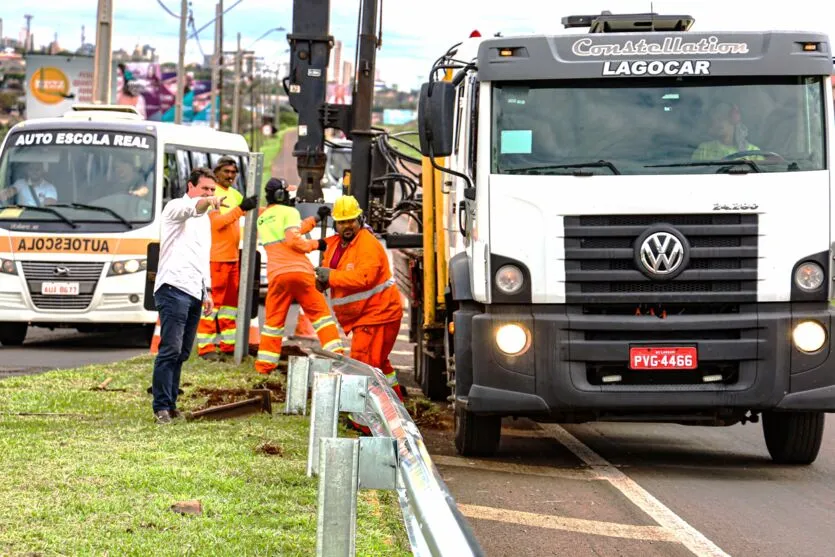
406, 398, 454, 430
251, 380, 286, 403
189, 388, 250, 410
187, 380, 286, 412
255, 441, 284, 456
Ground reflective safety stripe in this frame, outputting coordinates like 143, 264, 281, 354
256, 351, 281, 364
322, 339, 345, 352
197, 333, 217, 342
217, 307, 237, 320
262, 324, 285, 337
331, 278, 396, 307
312, 315, 336, 332
220, 331, 237, 342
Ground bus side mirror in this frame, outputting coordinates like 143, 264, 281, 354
418, 81, 455, 157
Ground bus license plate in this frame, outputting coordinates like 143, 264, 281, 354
41, 282, 80, 296
629, 347, 697, 370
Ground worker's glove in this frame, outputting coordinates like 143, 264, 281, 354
317, 239, 327, 251
315, 266, 331, 284
239, 195, 258, 212
315, 279, 328, 293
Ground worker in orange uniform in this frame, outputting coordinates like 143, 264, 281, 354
315, 195, 404, 401
196, 156, 258, 360
255, 178, 344, 374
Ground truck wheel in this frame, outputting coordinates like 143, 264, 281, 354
454, 403, 501, 457
0, 322, 27, 346
762, 411, 824, 465
421, 348, 448, 402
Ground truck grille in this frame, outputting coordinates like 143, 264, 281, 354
21, 261, 104, 310
563, 214, 758, 303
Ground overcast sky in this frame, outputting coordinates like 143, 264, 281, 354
3, 0, 834, 90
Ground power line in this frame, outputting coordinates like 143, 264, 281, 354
188, 6, 206, 57
155, 0, 181, 19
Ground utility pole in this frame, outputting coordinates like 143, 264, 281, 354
24, 14, 33, 53
232, 32, 241, 134
92, 1, 112, 104
209, 2, 221, 129
175, 0, 188, 124
248, 55, 256, 149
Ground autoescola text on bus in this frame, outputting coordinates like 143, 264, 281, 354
409, 11, 835, 465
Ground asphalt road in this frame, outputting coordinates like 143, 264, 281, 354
0, 326, 148, 379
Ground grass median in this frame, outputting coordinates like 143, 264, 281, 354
0, 355, 409, 556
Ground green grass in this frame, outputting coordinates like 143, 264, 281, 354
0, 356, 409, 556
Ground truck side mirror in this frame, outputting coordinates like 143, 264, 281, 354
418, 81, 455, 157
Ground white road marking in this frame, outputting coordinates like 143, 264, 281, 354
391, 350, 412, 356
397, 334, 410, 342
539, 424, 730, 557
433, 454, 598, 482
458, 504, 678, 543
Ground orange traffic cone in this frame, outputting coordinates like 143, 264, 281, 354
149, 318, 162, 354
248, 315, 260, 356
294, 307, 317, 340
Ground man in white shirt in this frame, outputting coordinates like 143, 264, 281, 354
0, 162, 58, 206
151, 167, 226, 424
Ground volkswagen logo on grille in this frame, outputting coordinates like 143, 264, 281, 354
54, 266, 71, 277
634, 227, 690, 280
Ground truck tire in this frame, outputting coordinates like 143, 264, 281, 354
762, 410, 824, 465
454, 404, 501, 457
0, 322, 27, 346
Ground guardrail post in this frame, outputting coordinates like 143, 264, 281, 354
307, 372, 341, 477
316, 436, 398, 557
285, 356, 311, 415
316, 437, 360, 556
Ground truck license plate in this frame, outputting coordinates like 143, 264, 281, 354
41, 282, 80, 296
629, 347, 697, 370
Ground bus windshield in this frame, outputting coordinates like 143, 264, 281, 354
0, 129, 156, 225
492, 75, 826, 176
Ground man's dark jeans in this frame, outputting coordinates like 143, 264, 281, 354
152, 284, 202, 413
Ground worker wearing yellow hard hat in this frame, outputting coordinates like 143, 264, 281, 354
315, 195, 404, 433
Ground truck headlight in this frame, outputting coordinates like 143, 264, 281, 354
0, 258, 17, 275
108, 258, 147, 276
495, 265, 524, 295
792, 321, 827, 353
495, 323, 529, 356
794, 262, 824, 291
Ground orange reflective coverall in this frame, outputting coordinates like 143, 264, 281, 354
255, 205, 344, 375
322, 228, 404, 396
197, 184, 244, 356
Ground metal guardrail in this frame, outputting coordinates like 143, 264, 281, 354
284, 348, 485, 557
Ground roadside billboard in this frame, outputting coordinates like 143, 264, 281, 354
116, 62, 216, 124
24, 54, 118, 120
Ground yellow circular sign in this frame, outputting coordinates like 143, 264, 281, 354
30, 67, 70, 105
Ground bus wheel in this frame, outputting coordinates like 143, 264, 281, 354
454, 403, 501, 457
762, 410, 824, 465
0, 322, 27, 346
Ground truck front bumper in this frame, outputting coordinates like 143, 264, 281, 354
464, 303, 835, 416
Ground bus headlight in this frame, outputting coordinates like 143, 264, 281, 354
495, 323, 529, 356
495, 265, 524, 295
108, 258, 147, 276
792, 321, 827, 353
0, 258, 17, 275
794, 262, 824, 291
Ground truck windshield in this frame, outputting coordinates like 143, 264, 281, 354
0, 130, 156, 224
492, 76, 826, 175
